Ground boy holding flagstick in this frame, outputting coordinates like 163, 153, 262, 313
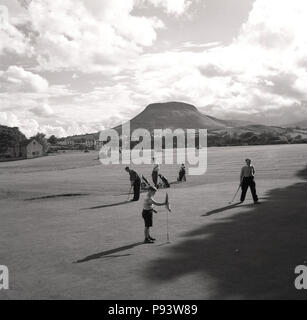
142, 186, 171, 243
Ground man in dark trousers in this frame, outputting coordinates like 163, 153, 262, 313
151, 157, 160, 188
178, 164, 186, 182
240, 159, 259, 204
125, 167, 141, 201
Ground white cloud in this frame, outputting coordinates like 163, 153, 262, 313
0, 0, 196, 73
139, 0, 193, 16
0, 5, 32, 56
0, 110, 107, 138
30, 103, 54, 117
111, 0, 307, 124
0, 111, 40, 137
3, 0, 165, 73
2, 0, 307, 135
0, 66, 49, 92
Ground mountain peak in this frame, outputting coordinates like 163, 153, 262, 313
145, 101, 198, 112
113, 101, 227, 133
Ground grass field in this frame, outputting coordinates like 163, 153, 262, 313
1, 144, 307, 300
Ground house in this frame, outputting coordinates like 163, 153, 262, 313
63, 133, 99, 149
20, 139, 43, 159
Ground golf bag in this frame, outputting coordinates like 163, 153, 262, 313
159, 174, 170, 188
141, 175, 151, 190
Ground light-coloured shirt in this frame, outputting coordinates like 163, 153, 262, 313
143, 194, 154, 210
241, 165, 255, 179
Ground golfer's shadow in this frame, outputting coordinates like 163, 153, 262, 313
84, 200, 133, 210
203, 202, 242, 216
75, 242, 144, 263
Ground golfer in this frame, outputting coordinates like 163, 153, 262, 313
240, 159, 259, 203
142, 186, 166, 243
125, 167, 141, 201
178, 164, 186, 182
152, 157, 160, 188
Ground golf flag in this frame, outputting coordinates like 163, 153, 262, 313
165, 192, 172, 212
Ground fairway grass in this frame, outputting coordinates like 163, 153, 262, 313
1, 144, 307, 299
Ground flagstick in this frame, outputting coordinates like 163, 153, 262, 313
166, 210, 170, 243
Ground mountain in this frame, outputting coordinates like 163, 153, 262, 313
114, 102, 232, 134
198, 106, 256, 127
208, 124, 307, 146
60, 101, 307, 147
211, 124, 289, 135
205, 115, 255, 128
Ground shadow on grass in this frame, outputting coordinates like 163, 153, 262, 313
101, 254, 132, 260
203, 202, 242, 216
144, 165, 307, 299
25, 193, 89, 201
84, 200, 134, 210
75, 242, 144, 263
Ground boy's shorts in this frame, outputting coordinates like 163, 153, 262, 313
142, 209, 153, 228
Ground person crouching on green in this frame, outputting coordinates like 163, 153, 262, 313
142, 186, 166, 243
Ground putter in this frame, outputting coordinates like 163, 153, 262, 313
229, 185, 241, 204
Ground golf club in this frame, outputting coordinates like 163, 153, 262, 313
229, 185, 241, 204
165, 192, 171, 243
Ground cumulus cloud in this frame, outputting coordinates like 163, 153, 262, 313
0, 5, 32, 55
0, 111, 40, 137
3, 0, 165, 73
2, 0, 307, 136
0, 110, 107, 138
114, 0, 307, 124
138, 0, 194, 16
30, 103, 54, 117
0, 65, 49, 92
0, 0, 195, 72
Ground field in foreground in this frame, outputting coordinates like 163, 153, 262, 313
1, 145, 307, 300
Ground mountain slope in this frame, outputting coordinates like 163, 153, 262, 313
198, 106, 256, 127
208, 124, 307, 146
206, 115, 255, 127
60, 101, 307, 146
114, 102, 228, 133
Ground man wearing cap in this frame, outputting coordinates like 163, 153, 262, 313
240, 158, 259, 204
125, 167, 141, 201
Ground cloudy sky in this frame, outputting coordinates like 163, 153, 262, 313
1, 0, 307, 137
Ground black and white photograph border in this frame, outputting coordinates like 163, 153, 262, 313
1, 0, 307, 302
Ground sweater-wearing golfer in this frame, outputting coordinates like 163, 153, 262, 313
152, 158, 160, 188
142, 186, 166, 243
240, 159, 259, 203
125, 167, 141, 201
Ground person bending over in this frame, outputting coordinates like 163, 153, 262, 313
125, 167, 141, 201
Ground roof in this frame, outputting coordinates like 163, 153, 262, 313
20, 138, 41, 147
